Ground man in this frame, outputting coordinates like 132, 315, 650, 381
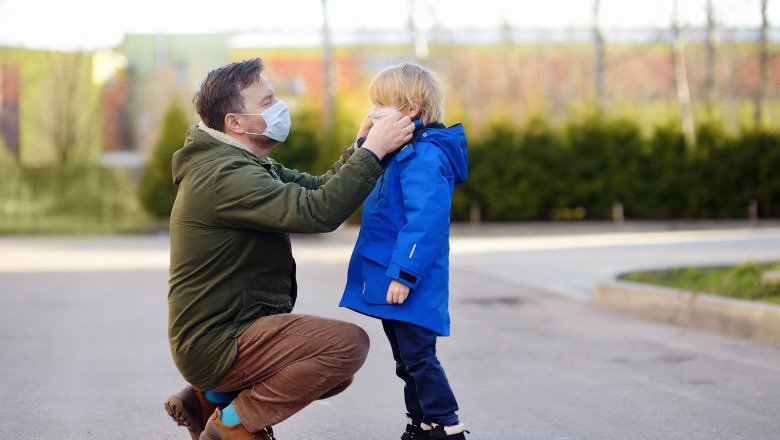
163, 58, 415, 440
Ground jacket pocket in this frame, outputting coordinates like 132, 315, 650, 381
361, 255, 393, 305
233, 289, 292, 328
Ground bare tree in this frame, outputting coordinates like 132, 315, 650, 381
39, 52, 100, 164
501, 17, 519, 110
408, 0, 430, 60
705, 0, 719, 114
593, 0, 606, 107
672, 0, 696, 145
321, 0, 334, 127
0, 0, 9, 159
755, 0, 770, 125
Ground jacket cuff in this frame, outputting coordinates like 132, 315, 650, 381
350, 147, 383, 177
348, 137, 378, 163
361, 146, 380, 164
386, 263, 422, 289
339, 139, 359, 162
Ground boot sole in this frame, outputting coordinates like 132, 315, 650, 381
164, 395, 203, 440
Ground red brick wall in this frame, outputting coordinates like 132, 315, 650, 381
0, 64, 20, 158
101, 74, 133, 151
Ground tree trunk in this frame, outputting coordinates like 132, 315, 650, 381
672, 0, 696, 146
408, 0, 429, 60
593, 0, 605, 108
501, 18, 519, 111
754, 0, 769, 126
320, 0, 334, 128
705, 0, 718, 115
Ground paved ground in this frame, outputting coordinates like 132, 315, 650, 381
1, 222, 779, 439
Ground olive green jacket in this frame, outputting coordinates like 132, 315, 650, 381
168, 125, 382, 390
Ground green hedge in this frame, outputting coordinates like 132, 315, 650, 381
5, 109, 774, 235
453, 116, 780, 221
132, 107, 780, 224
138, 102, 190, 219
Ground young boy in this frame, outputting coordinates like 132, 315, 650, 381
340, 62, 469, 439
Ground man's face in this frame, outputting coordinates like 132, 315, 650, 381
239, 76, 278, 149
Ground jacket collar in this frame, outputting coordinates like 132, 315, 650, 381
196, 122, 272, 165
197, 122, 250, 153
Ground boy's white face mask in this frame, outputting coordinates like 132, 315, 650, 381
370, 103, 407, 123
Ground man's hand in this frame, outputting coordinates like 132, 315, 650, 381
386, 279, 411, 304
356, 112, 373, 139
362, 111, 415, 160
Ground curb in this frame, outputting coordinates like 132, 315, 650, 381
592, 280, 780, 344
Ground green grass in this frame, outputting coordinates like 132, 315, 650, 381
619, 262, 780, 306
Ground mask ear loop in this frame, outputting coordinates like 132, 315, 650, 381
231, 113, 264, 136
371, 102, 411, 121
235, 100, 282, 136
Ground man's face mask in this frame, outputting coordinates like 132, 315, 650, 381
236, 99, 291, 142
370, 104, 407, 123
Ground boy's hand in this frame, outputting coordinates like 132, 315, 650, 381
356, 112, 373, 139
386, 280, 410, 304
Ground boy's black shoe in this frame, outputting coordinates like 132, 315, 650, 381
428, 424, 470, 439
401, 421, 427, 440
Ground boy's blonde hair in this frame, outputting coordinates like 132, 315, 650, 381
368, 62, 445, 125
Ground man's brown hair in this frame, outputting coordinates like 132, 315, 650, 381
193, 58, 264, 132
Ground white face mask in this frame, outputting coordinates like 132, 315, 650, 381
370, 104, 407, 123
237, 99, 291, 142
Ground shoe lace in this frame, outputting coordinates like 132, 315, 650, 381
264, 427, 277, 440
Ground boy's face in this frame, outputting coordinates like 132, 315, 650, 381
370, 102, 420, 122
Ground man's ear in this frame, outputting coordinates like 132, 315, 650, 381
224, 113, 243, 134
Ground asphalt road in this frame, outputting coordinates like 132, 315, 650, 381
1, 222, 779, 439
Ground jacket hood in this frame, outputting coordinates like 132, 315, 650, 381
422, 123, 468, 184
172, 126, 204, 185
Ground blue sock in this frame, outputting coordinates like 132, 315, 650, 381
220, 404, 241, 426
203, 390, 233, 405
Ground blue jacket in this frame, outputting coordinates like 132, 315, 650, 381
339, 121, 468, 336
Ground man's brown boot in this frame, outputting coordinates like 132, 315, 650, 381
164, 385, 218, 440
200, 408, 276, 440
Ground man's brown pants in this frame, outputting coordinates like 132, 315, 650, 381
211, 314, 370, 432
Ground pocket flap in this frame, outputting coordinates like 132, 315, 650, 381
234, 289, 292, 325
359, 246, 392, 267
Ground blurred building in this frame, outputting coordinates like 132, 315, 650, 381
1, 26, 778, 164
0, 64, 20, 158
115, 33, 231, 157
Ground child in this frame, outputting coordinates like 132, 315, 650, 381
340, 62, 469, 439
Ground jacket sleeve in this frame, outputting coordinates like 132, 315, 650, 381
386, 144, 453, 289
212, 148, 382, 233
274, 140, 362, 190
